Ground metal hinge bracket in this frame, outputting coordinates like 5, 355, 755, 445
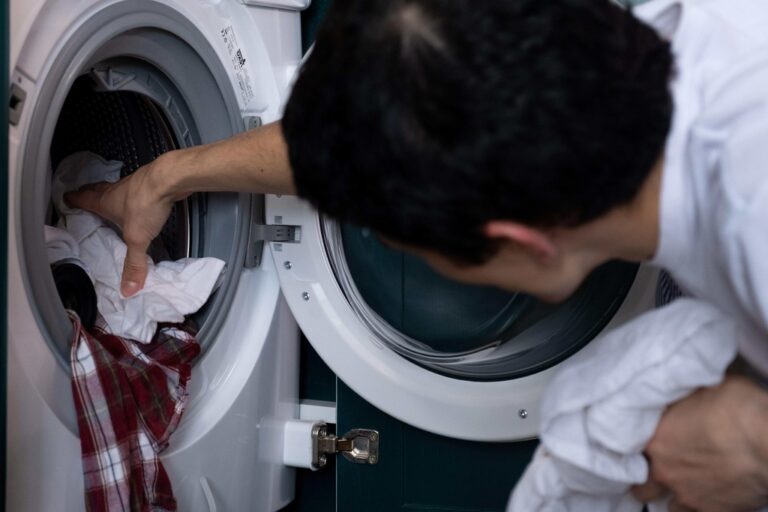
312, 423, 380, 469
244, 206, 301, 268
251, 224, 301, 243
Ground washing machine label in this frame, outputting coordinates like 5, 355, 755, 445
221, 25, 255, 106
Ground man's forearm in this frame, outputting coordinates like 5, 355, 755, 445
157, 121, 296, 201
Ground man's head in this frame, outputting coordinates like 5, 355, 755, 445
282, 0, 673, 299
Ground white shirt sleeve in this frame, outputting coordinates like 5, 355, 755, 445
718, 175, 768, 336
705, 52, 768, 336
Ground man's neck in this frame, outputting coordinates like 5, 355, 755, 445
563, 158, 663, 265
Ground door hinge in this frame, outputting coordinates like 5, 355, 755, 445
245, 216, 301, 268
312, 423, 380, 469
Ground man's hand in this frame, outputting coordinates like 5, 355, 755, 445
66, 152, 184, 297
65, 123, 295, 296
632, 376, 768, 512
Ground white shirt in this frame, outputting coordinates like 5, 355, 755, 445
637, 0, 768, 373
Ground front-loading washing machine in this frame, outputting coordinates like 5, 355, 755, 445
9, 1, 307, 510
7, 0, 660, 510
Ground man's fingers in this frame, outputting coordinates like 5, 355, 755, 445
631, 480, 668, 504
64, 182, 112, 214
121, 243, 150, 297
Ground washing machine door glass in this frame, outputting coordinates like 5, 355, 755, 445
324, 220, 638, 381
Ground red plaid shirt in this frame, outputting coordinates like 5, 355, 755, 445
70, 314, 200, 512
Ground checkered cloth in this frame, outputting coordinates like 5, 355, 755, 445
69, 313, 200, 512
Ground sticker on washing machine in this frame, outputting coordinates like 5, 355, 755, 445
221, 25, 255, 106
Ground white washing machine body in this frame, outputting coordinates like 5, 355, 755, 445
9, 0, 307, 510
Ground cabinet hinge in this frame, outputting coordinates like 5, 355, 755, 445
312, 423, 380, 469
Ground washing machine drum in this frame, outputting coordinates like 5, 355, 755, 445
328, 222, 638, 381
40, 69, 247, 367
50, 75, 188, 262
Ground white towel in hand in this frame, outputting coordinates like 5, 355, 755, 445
51, 151, 225, 343
508, 299, 746, 512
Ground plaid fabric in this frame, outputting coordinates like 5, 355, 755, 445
69, 313, 200, 512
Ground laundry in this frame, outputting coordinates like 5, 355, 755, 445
45, 225, 81, 264
50, 151, 226, 343
70, 312, 200, 512
507, 299, 754, 512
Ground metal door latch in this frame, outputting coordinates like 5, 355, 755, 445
312, 423, 380, 468
9, 83, 27, 126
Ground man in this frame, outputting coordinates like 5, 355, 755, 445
68, 0, 768, 510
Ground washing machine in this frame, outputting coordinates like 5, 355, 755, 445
9, 1, 306, 510
7, 0, 659, 510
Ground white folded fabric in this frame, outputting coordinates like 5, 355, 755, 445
50, 151, 225, 343
45, 225, 81, 265
507, 299, 747, 512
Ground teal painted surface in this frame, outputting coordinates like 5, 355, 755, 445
281, 455, 336, 512
1, 0, 9, 505
301, 0, 333, 53
338, 382, 538, 512
298, 336, 336, 403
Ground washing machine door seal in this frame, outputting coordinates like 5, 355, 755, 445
266, 195, 658, 441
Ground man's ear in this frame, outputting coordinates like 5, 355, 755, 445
484, 221, 557, 262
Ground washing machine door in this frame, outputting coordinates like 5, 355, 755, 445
267, 195, 658, 442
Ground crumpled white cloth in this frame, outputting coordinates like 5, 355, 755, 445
508, 299, 750, 512
49, 151, 225, 343
45, 225, 80, 265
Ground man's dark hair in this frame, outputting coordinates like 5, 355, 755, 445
282, 0, 674, 263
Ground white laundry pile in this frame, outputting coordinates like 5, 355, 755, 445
45, 225, 80, 265
507, 299, 755, 512
47, 151, 225, 343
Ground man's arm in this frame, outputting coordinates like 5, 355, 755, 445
632, 375, 768, 511
66, 121, 295, 296
156, 121, 296, 198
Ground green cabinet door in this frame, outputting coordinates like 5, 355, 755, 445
337, 381, 537, 512
284, 342, 537, 512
